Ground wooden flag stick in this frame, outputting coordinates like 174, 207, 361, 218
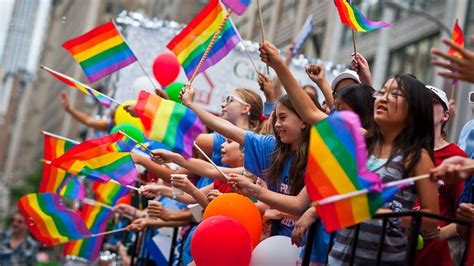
39, 65, 124, 106
90, 227, 128, 238
188, 9, 233, 85
110, 179, 141, 192
228, 19, 259, 75
41, 131, 80, 144
109, 17, 160, 92
256, 0, 270, 74
82, 198, 114, 210
311, 165, 474, 207
193, 142, 230, 181
351, 30, 357, 56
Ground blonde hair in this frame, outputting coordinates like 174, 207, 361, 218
234, 88, 263, 132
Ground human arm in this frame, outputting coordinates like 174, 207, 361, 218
269, 43, 294, 100
429, 156, 474, 184
259, 41, 328, 125
171, 176, 212, 208
351, 53, 372, 86
147, 205, 194, 222
180, 86, 247, 144
151, 149, 242, 181
132, 153, 193, 183
228, 173, 310, 216
60, 91, 110, 131
291, 207, 318, 246
258, 72, 277, 117
431, 36, 474, 83
112, 204, 148, 219
126, 217, 190, 231
305, 64, 334, 107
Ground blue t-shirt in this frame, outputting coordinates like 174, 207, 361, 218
458, 119, 474, 158
299, 220, 330, 263
244, 131, 295, 236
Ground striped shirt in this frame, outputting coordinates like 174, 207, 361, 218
328, 154, 418, 265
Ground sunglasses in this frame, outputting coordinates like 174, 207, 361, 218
223, 95, 247, 106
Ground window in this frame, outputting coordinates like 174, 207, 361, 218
386, 34, 439, 84
466, 0, 474, 39
393, 0, 444, 21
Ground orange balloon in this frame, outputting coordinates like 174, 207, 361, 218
203, 193, 262, 248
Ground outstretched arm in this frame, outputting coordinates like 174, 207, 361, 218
132, 153, 193, 183
229, 173, 311, 216
305, 64, 334, 107
180, 86, 247, 144
151, 149, 242, 181
60, 91, 110, 131
259, 41, 328, 125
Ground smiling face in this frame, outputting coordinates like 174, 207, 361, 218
274, 102, 306, 148
373, 78, 409, 129
221, 138, 243, 166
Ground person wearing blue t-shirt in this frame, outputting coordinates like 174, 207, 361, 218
180, 86, 329, 264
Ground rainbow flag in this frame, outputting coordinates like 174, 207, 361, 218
63, 21, 137, 82
51, 133, 137, 185
40, 132, 80, 197
166, 0, 240, 80
41, 66, 112, 107
92, 180, 130, 205
305, 111, 398, 232
18, 193, 91, 246
64, 203, 113, 261
333, 0, 390, 32
58, 176, 86, 201
134, 90, 205, 159
221, 0, 251, 15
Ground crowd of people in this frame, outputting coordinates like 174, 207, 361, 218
1, 34, 474, 265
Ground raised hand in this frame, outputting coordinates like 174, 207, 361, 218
127, 218, 151, 231
139, 184, 166, 198
429, 156, 473, 184
147, 203, 172, 221
259, 41, 284, 70
431, 37, 474, 84
228, 173, 261, 198
179, 84, 194, 107
305, 64, 326, 86
170, 174, 194, 194
60, 91, 71, 111
351, 53, 372, 86
207, 189, 223, 201
257, 72, 275, 100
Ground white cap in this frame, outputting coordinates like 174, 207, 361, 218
331, 70, 361, 91
426, 85, 449, 110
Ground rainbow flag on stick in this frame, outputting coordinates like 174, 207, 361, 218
448, 19, 464, 85
51, 132, 137, 185
92, 180, 130, 206
333, 0, 390, 32
40, 132, 78, 194
221, 0, 252, 15
63, 21, 137, 82
166, 0, 240, 80
134, 90, 204, 159
18, 193, 91, 246
305, 111, 399, 232
64, 202, 113, 261
41, 65, 115, 107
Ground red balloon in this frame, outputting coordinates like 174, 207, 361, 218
191, 216, 252, 266
152, 53, 180, 87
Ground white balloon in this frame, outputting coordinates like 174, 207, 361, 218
132, 76, 160, 92
250, 236, 302, 266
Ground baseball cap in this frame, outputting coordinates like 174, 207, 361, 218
331, 70, 361, 91
426, 85, 449, 110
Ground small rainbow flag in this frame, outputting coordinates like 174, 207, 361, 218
92, 180, 130, 206
221, 0, 251, 15
64, 202, 113, 261
18, 193, 91, 246
333, 0, 390, 32
51, 133, 137, 185
305, 111, 398, 232
166, 0, 240, 80
58, 176, 86, 201
134, 90, 205, 159
41, 66, 112, 107
63, 21, 137, 82
448, 19, 464, 58
40, 132, 80, 197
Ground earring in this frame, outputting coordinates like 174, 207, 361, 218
247, 111, 250, 116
